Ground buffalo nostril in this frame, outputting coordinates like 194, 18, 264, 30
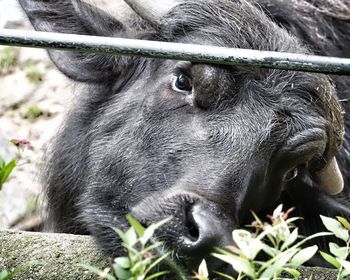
181, 204, 231, 255
184, 205, 200, 242
177, 203, 234, 272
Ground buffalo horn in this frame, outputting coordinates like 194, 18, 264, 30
316, 157, 344, 195
123, 0, 179, 26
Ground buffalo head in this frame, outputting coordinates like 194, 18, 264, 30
18, 0, 347, 274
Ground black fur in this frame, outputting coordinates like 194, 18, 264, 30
19, 0, 350, 273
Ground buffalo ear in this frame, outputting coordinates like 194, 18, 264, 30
18, 0, 128, 82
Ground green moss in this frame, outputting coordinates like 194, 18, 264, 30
0, 47, 18, 75
25, 65, 44, 83
23, 105, 43, 120
0, 231, 107, 280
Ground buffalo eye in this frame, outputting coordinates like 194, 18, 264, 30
173, 74, 192, 93
284, 167, 298, 182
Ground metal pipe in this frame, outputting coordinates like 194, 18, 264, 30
1, 29, 350, 75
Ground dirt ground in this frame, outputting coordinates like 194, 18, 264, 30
0, 35, 71, 229
0, 0, 132, 229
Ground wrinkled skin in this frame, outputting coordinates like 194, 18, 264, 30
19, 0, 350, 275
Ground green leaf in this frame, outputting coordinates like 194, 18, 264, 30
257, 246, 296, 274
250, 210, 263, 225
125, 227, 138, 246
273, 204, 283, 218
156, 256, 188, 280
282, 267, 300, 278
79, 264, 104, 274
0, 271, 9, 280
130, 258, 150, 275
0, 159, 16, 187
337, 216, 350, 230
128, 249, 142, 264
144, 271, 169, 280
289, 245, 318, 267
145, 252, 171, 275
124, 243, 139, 256
127, 215, 145, 237
0, 157, 5, 171
114, 265, 131, 280
215, 247, 232, 255
320, 215, 349, 242
212, 253, 255, 278
274, 219, 291, 242
141, 225, 158, 245
114, 257, 131, 269
141, 217, 171, 245
213, 271, 236, 280
281, 228, 299, 251
319, 251, 341, 269
197, 259, 209, 278
340, 269, 350, 279
260, 250, 296, 278
141, 242, 163, 254
261, 244, 279, 257
285, 217, 302, 224
113, 227, 128, 244
294, 232, 333, 249
232, 229, 263, 259
329, 242, 348, 259
338, 259, 350, 271
79, 265, 116, 280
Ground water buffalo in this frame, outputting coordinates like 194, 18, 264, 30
19, 0, 350, 274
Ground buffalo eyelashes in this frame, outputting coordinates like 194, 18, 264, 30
173, 74, 192, 93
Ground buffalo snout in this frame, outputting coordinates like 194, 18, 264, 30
131, 192, 234, 271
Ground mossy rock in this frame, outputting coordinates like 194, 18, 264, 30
0, 230, 107, 280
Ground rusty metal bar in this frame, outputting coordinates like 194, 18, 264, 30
1, 29, 350, 75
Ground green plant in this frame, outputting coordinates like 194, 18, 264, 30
0, 265, 28, 280
0, 47, 18, 74
81, 215, 186, 280
320, 215, 350, 280
198, 205, 331, 280
23, 105, 43, 120
0, 270, 11, 280
0, 139, 34, 191
25, 65, 44, 83
0, 156, 16, 191
82, 206, 349, 280
193, 260, 210, 280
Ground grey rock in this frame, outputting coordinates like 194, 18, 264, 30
0, 230, 108, 280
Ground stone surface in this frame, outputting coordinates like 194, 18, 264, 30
0, 0, 72, 229
297, 266, 342, 280
0, 230, 108, 280
0, 44, 72, 229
